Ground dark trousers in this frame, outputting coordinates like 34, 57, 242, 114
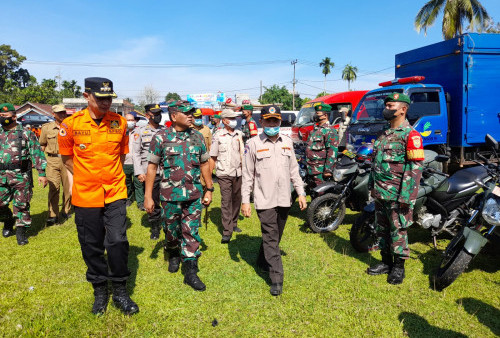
74, 199, 130, 284
218, 175, 242, 237
149, 174, 162, 225
257, 207, 291, 284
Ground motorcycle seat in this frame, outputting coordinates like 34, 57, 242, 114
446, 166, 489, 194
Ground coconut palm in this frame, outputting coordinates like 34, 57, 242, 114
319, 57, 334, 93
415, 0, 490, 40
342, 64, 358, 91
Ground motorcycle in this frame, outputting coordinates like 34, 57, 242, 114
434, 134, 500, 290
306, 145, 373, 233
349, 152, 490, 253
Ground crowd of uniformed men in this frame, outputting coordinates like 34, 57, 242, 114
0, 76, 423, 315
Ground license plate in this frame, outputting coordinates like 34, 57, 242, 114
342, 150, 356, 158
493, 186, 500, 197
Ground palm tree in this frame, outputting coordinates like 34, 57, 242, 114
342, 64, 358, 91
415, 0, 490, 40
319, 57, 334, 93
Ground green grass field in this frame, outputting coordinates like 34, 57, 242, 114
0, 172, 499, 337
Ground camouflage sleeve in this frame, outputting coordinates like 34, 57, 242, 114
147, 133, 163, 164
398, 130, 424, 204
323, 128, 339, 175
27, 129, 47, 176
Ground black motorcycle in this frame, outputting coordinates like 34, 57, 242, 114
434, 135, 500, 290
349, 155, 490, 253
306, 146, 373, 233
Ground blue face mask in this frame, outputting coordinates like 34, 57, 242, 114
264, 126, 280, 137
193, 119, 203, 126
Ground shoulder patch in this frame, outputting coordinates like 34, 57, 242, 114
59, 128, 67, 137
407, 129, 424, 161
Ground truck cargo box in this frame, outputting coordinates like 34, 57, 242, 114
395, 33, 500, 147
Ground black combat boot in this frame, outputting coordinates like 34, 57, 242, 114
150, 223, 160, 240
16, 226, 28, 245
366, 252, 393, 275
270, 283, 283, 296
2, 218, 15, 238
387, 257, 406, 285
183, 260, 206, 291
112, 281, 139, 315
91, 282, 109, 315
166, 248, 181, 273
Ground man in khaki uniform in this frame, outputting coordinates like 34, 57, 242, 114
241, 105, 307, 296
39, 104, 71, 225
210, 108, 244, 243
191, 108, 212, 150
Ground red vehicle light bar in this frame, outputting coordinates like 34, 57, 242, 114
379, 76, 425, 87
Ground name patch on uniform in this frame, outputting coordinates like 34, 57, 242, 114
74, 130, 91, 136
108, 129, 123, 134
110, 120, 120, 129
257, 148, 269, 152
282, 147, 291, 150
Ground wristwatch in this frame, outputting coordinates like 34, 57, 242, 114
206, 186, 215, 192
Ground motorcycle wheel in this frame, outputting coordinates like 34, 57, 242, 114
307, 193, 345, 233
434, 231, 473, 290
350, 211, 376, 253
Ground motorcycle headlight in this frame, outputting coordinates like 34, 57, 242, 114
333, 169, 344, 182
482, 196, 500, 226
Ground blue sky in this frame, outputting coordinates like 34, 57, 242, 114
3, 0, 500, 102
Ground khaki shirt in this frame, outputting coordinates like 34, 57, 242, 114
39, 121, 60, 155
132, 124, 163, 175
124, 128, 137, 165
210, 128, 243, 177
242, 132, 305, 209
192, 124, 212, 150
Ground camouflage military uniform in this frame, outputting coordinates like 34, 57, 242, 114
0, 124, 47, 227
241, 117, 258, 143
369, 119, 424, 259
148, 126, 210, 261
305, 122, 338, 186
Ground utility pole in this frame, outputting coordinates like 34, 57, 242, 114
259, 80, 263, 102
291, 59, 297, 110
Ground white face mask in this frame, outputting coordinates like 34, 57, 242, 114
127, 121, 136, 130
227, 120, 237, 129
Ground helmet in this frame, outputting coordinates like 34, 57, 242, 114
356, 144, 373, 161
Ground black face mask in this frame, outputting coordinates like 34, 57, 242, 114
0, 116, 15, 127
382, 108, 398, 121
312, 114, 324, 123
211, 120, 217, 125
152, 114, 162, 124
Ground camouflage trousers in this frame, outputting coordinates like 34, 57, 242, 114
161, 198, 202, 261
307, 162, 328, 186
371, 200, 413, 259
0, 172, 33, 227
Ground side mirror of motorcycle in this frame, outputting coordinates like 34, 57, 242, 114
485, 134, 499, 151
435, 154, 450, 163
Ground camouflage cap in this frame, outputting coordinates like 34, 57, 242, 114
0, 103, 16, 113
168, 100, 195, 113
384, 92, 410, 105
193, 108, 203, 118
145, 103, 162, 114
242, 104, 254, 111
314, 102, 332, 112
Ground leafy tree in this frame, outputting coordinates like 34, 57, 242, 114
60, 80, 82, 98
17, 78, 59, 105
471, 17, 500, 32
342, 64, 358, 91
165, 92, 181, 102
315, 92, 329, 99
0, 44, 31, 90
138, 85, 160, 108
302, 97, 312, 104
415, 0, 490, 40
260, 84, 303, 111
319, 57, 334, 93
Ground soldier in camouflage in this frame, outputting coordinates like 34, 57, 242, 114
144, 100, 214, 291
305, 102, 339, 186
241, 104, 258, 143
0, 103, 48, 245
367, 93, 424, 285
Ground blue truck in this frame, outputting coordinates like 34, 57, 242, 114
347, 33, 500, 167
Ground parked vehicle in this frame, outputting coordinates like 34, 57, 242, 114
349, 152, 488, 253
292, 91, 367, 144
434, 135, 500, 290
306, 145, 373, 233
347, 34, 500, 168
